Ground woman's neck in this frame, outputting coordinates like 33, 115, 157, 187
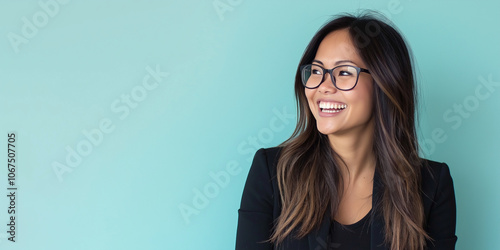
327, 119, 376, 182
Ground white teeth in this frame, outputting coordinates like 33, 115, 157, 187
323, 109, 341, 113
319, 101, 347, 110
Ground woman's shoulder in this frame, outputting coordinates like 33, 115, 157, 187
419, 158, 453, 184
418, 159, 457, 246
257, 147, 282, 160
240, 147, 283, 215
418, 158, 456, 214
250, 147, 283, 175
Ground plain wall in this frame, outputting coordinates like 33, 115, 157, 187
0, 0, 499, 249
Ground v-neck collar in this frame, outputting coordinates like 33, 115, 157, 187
306, 168, 388, 250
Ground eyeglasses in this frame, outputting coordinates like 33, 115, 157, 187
300, 64, 371, 90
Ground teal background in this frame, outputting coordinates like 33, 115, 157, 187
0, 0, 499, 249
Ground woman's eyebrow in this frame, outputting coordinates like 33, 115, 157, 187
312, 59, 356, 66
312, 59, 324, 65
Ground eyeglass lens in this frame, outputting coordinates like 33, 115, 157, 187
302, 64, 359, 90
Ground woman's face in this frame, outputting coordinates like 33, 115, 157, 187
305, 28, 374, 137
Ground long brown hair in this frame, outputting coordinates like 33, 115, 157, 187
271, 12, 429, 250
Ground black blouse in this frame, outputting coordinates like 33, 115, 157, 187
236, 147, 457, 250
330, 210, 372, 249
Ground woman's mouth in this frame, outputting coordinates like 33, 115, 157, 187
319, 101, 347, 113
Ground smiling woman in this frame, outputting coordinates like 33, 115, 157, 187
236, 12, 457, 250
304, 29, 375, 138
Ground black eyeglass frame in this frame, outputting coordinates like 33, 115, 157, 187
300, 64, 371, 91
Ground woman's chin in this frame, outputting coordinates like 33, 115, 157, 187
316, 125, 339, 135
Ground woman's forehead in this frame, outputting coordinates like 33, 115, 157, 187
315, 29, 364, 67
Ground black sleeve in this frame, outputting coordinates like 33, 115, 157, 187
425, 163, 458, 249
236, 148, 275, 250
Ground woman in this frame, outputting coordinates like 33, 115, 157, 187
235, 12, 457, 250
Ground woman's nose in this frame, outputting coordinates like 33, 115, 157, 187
318, 72, 338, 94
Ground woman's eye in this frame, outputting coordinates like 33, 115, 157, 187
338, 71, 353, 76
312, 69, 322, 75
